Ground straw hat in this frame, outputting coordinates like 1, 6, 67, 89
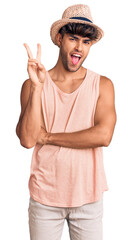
50, 4, 104, 47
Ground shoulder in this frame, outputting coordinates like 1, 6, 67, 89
21, 78, 31, 90
99, 75, 115, 98
19, 79, 31, 112
20, 79, 31, 97
16, 79, 31, 136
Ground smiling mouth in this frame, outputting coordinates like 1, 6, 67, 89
71, 55, 81, 65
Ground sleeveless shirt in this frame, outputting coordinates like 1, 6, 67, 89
28, 68, 109, 207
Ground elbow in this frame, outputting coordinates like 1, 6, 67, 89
20, 141, 34, 149
20, 139, 35, 149
17, 124, 38, 148
104, 138, 110, 147
103, 132, 112, 147
103, 121, 117, 147
18, 128, 36, 149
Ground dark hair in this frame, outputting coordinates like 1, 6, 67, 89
58, 22, 99, 41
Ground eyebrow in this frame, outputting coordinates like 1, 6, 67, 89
69, 34, 91, 41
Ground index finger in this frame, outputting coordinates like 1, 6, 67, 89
36, 43, 41, 62
23, 43, 33, 59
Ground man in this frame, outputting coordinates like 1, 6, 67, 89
16, 4, 117, 240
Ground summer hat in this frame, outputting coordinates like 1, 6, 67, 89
50, 4, 104, 47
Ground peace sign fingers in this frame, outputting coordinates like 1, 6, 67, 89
23, 43, 33, 59
23, 42, 46, 86
36, 43, 41, 62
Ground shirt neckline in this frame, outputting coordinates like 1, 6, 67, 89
46, 69, 88, 96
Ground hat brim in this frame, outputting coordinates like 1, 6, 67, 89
50, 18, 104, 46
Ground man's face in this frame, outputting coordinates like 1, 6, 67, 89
57, 33, 93, 72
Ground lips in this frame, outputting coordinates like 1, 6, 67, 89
71, 52, 82, 57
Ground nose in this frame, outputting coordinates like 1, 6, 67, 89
74, 40, 83, 52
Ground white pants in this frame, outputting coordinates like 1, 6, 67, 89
28, 195, 103, 240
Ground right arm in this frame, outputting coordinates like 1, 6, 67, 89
16, 43, 47, 148
16, 80, 43, 148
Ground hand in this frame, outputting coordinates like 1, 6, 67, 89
23, 43, 46, 88
36, 126, 49, 145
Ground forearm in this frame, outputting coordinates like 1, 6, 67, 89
20, 84, 43, 147
46, 124, 108, 149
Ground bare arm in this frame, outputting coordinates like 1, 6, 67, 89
16, 43, 47, 148
43, 76, 117, 149
17, 82, 43, 148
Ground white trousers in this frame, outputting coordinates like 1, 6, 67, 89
28, 195, 103, 240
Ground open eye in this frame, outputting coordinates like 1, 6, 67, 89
84, 41, 90, 44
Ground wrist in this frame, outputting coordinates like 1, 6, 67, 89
30, 82, 43, 92
46, 132, 53, 144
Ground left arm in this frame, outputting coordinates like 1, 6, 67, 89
37, 76, 117, 149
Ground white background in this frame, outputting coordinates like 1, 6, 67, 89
0, 0, 132, 239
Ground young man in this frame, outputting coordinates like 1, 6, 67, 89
16, 4, 117, 240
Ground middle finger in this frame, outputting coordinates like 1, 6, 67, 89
36, 43, 41, 62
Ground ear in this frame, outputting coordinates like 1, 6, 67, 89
56, 33, 62, 47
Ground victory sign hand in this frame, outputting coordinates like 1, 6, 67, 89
23, 43, 46, 88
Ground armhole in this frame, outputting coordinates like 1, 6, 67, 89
91, 73, 100, 126
41, 77, 48, 131
97, 73, 100, 100
94, 73, 100, 108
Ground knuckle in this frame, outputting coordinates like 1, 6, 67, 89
28, 58, 38, 62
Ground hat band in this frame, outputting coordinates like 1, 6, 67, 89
69, 16, 93, 23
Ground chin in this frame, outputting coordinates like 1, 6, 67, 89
71, 62, 82, 70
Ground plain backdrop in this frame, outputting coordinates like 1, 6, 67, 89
0, 0, 132, 239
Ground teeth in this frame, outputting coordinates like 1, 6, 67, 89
72, 54, 81, 57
